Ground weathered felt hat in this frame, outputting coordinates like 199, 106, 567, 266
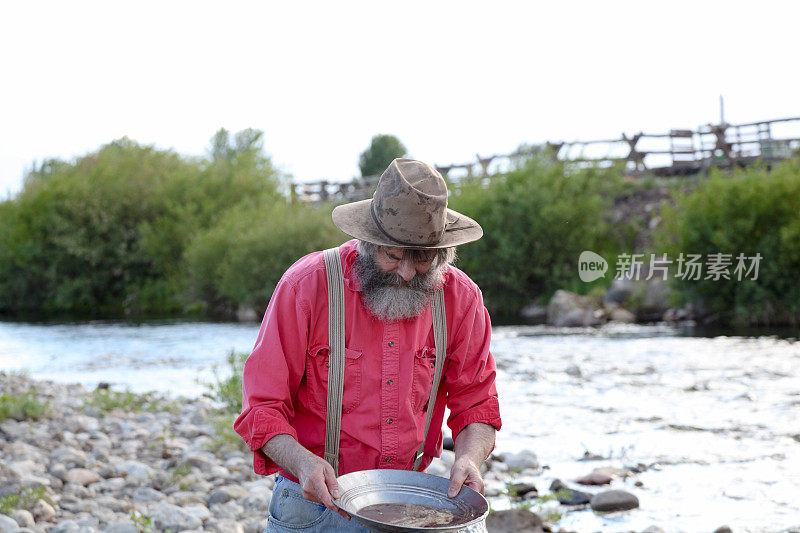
332, 158, 483, 248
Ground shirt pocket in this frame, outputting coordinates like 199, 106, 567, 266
306, 344, 363, 414
411, 346, 437, 412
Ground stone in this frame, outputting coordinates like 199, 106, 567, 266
557, 488, 592, 506
609, 307, 636, 323
642, 526, 665, 533
590, 490, 639, 512
507, 482, 538, 498
713, 528, 733, 533
497, 450, 539, 472
183, 503, 211, 522
112, 461, 153, 481
519, 303, 548, 324
443, 436, 455, 451
213, 520, 245, 533
66, 468, 102, 486
50, 521, 81, 533
547, 290, 602, 327
485, 508, 544, 533
49, 448, 88, 470
132, 487, 165, 503
31, 500, 56, 522
425, 458, 449, 477
148, 502, 203, 531
243, 518, 269, 533
10, 511, 34, 529
565, 364, 582, 377
576, 471, 613, 485
102, 522, 138, 533
592, 466, 634, 479
0, 514, 20, 533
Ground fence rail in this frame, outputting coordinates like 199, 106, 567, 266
290, 116, 800, 203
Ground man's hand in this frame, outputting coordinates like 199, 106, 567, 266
295, 454, 350, 520
446, 422, 495, 498
262, 434, 350, 520
448, 456, 484, 497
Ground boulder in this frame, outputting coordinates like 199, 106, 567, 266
496, 450, 539, 472
65, 468, 102, 487
547, 290, 602, 327
148, 502, 203, 531
485, 509, 544, 533
0, 514, 20, 533
590, 490, 639, 512
575, 471, 613, 485
10, 510, 34, 528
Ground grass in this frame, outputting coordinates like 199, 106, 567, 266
84, 388, 179, 415
0, 486, 51, 516
0, 391, 48, 422
199, 350, 249, 453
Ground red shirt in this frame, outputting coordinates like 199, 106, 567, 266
234, 239, 502, 480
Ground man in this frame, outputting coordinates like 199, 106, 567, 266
235, 159, 501, 531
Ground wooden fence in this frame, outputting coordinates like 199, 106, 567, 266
290, 116, 800, 203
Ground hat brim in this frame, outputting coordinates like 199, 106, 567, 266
332, 199, 483, 249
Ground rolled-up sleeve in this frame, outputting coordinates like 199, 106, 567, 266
444, 283, 502, 442
234, 277, 309, 475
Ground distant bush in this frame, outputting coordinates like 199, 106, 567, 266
200, 351, 249, 453
448, 156, 634, 316
0, 129, 282, 317
185, 202, 346, 315
657, 159, 800, 326
84, 388, 178, 415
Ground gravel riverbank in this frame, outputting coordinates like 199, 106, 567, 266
1, 372, 749, 533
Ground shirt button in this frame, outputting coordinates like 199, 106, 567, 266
385, 457, 392, 462
386, 418, 393, 424
430, 362, 435, 368
388, 341, 394, 347
387, 379, 393, 385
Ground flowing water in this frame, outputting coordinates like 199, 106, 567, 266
1, 319, 799, 532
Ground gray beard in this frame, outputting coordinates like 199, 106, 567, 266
354, 249, 445, 322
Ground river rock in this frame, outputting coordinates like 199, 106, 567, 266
208, 519, 244, 533
547, 290, 602, 327
183, 503, 211, 522
102, 521, 138, 533
609, 307, 636, 323
66, 468, 102, 487
713, 527, 732, 533
112, 461, 152, 481
0, 514, 20, 533
496, 450, 539, 472
642, 526, 665, 533
576, 471, 613, 485
485, 508, 544, 533
148, 502, 202, 531
507, 482, 538, 498
590, 490, 639, 512
49, 520, 79, 533
558, 488, 592, 506
10, 511, 33, 529
243, 518, 269, 533
50, 448, 88, 470
31, 500, 56, 522
132, 487, 165, 503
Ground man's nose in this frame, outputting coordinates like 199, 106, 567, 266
396, 257, 416, 282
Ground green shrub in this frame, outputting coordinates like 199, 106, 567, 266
0, 130, 282, 318
448, 156, 634, 316
199, 351, 250, 452
185, 202, 346, 314
656, 158, 800, 326
85, 388, 178, 415
0, 486, 51, 515
0, 391, 48, 422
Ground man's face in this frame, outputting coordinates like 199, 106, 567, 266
373, 246, 436, 283
354, 244, 445, 322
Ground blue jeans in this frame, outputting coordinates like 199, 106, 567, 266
265, 475, 371, 532
265, 474, 487, 533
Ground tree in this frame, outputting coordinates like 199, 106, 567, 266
358, 134, 408, 177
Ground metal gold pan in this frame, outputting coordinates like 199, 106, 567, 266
333, 469, 489, 532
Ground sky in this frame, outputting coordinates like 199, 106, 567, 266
1, 0, 798, 197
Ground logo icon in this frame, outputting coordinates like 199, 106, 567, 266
578, 250, 608, 282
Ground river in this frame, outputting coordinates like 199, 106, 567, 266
1, 320, 799, 532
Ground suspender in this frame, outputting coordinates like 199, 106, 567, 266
322, 246, 447, 476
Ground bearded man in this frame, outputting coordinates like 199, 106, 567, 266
235, 159, 502, 532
